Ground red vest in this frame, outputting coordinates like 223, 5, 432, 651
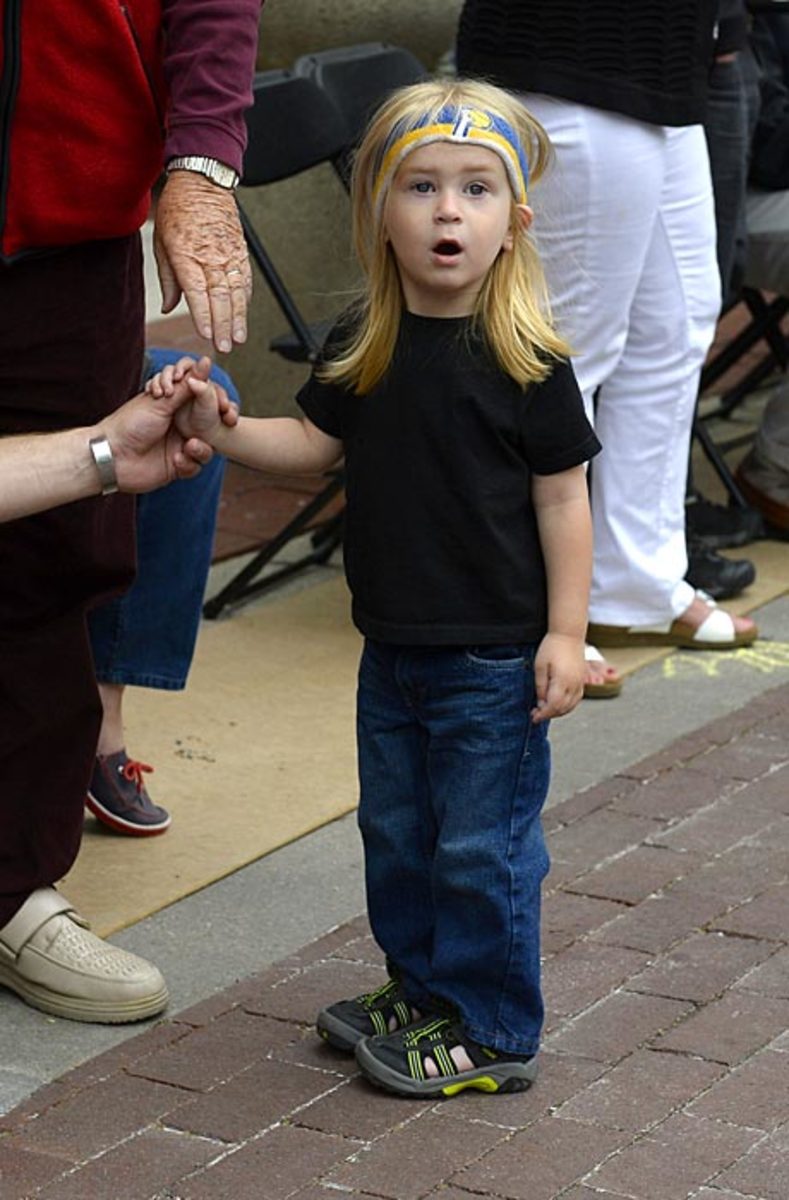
0, 0, 167, 260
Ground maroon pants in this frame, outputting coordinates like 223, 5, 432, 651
0, 235, 143, 926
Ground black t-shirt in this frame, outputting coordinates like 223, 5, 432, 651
297, 312, 600, 645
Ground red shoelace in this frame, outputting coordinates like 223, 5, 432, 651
121, 759, 154, 794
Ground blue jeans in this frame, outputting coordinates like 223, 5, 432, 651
88, 349, 239, 689
356, 639, 551, 1056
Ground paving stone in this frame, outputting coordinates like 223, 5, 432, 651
267, 1025, 358, 1077
0, 1143, 73, 1198
565, 845, 701, 905
732, 761, 789, 815
689, 732, 789, 781
618, 728, 720, 780
290, 1188, 355, 1200
423, 1189, 503, 1200
34, 1128, 222, 1200
176, 990, 247, 1027
329, 931, 382, 963
167, 1057, 342, 1142
667, 841, 788, 905
543, 943, 650, 1020
294, 1074, 432, 1140
649, 790, 782, 855
714, 1125, 789, 1200
590, 888, 730, 955
654, 991, 789, 1065
177, 1124, 353, 1200
429, 1051, 606, 1130
711, 882, 789, 942
626, 930, 775, 1002
545, 991, 693, 1063
327, 1109, 508, 1199
241, 956, 388, 1023
452, 1115, 630, 1200
559, 1189, 634, 1200
692, 1190, 760, 1200
540, 890, 625, 955
126, 1007, 298, 1092
556, 1048, 724, 1132
686, 1048, 789, 1130
588, 1111, 760, 1199
608, 766, 736, 821
734, 946, 789, 997
53, 1021, 194, 1090
9, 1072, 186, 1161
0, 1079, 81, 1134
543, 776, 640, 834
547, 811, 661, 888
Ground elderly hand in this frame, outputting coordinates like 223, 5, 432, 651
153, 171, 253, 355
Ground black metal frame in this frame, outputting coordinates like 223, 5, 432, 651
202, 71, 351, 619
695, 286, 789, 507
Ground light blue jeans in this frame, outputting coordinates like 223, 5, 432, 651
356, 639, 551, 1056
88, 349, 240, 689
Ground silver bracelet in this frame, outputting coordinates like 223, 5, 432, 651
88, 436, 119, 496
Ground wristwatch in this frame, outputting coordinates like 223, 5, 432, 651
166, 155, 240, 190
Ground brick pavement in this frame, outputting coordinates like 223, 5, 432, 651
1, 682, 788, 1200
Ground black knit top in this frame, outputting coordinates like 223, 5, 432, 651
456, 0, 719, 127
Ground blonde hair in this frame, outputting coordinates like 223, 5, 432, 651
321, 77, 570, 395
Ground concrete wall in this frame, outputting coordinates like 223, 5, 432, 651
222, 0, 462, 414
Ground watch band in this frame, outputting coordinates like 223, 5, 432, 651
88, 436, 119, 496
166, 155, 240, 190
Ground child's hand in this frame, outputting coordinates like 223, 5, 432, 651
531, 633, 585, 723
145, 355, 197, 398
173, 373, 230, 446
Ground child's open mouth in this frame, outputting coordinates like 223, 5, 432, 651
433, 240, 462, 257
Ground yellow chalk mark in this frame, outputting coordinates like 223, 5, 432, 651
662, 642, 789, 681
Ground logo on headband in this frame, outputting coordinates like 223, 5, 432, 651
372, 104, 529, 211
455, 108, 495, 133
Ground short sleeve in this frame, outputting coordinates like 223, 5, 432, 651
295, 317, 354, 439
519, 358, 601, 474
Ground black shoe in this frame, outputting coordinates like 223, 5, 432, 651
685, 537, 756, 601
316, 978, 421, 1052
685, 492, 764, 550
355, 1014, 538, 1098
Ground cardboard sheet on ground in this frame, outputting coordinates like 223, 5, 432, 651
63, 541, 786, 937
64, 575, 361, 937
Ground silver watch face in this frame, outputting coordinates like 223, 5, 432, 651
205, 161, 238, 189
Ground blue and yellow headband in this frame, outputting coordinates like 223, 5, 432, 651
372, 104, 529, 213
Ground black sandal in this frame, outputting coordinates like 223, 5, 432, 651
316, 977, 420, 1052
355, 1013, 538, 1098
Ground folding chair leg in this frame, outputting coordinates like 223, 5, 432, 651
692, 418, 749, 508
203, 474, 345, 619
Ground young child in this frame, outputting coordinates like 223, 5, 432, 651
152, 78, 601, 1099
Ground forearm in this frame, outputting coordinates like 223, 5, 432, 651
212, 415, 342, 475
162, 0, 263, 171
534, 482, 593, 639
0, 428, 100, 522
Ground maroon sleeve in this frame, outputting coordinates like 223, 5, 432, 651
161, 0, 263, 172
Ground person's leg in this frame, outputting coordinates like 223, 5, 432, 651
0, 236, 140, 921
361, 643, 550, 1047
588, 125, 743, 628
87, 353, 231, 835
0, 236, 167, 1022
520, 98, 665, 687
355, 641, 438, 1010
354, 643, 548, 1097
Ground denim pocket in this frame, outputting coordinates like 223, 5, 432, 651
464, 643, 528, 666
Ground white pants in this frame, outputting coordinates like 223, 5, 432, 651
521, 98, 721, 625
